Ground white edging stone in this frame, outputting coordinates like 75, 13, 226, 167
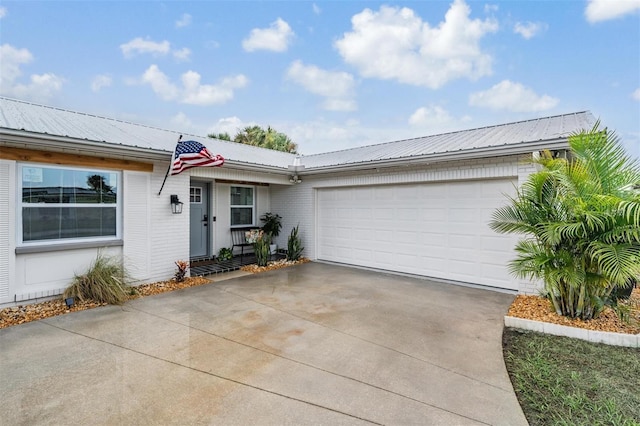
504, 316, 639, 348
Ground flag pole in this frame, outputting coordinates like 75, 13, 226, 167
158, 135, 182, 196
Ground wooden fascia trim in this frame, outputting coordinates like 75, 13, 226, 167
0, 146, 154, 172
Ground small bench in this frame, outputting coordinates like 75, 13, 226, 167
230, 227, 258, 260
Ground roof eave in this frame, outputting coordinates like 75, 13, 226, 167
301, 138, 570, 175
1, 128, 295, 174
0, 128, 169, 161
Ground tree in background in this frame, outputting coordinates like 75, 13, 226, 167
208, 132, 232, 141
208, 125, 297, 154
490, 123, 640, 320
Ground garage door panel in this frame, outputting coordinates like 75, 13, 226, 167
374, 208, 394, 220
317, 180, 518, 290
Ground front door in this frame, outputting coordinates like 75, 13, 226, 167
189, 183, 209, 258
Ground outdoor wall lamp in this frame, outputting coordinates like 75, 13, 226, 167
170, 194, 183, 214
289, 174, 302, 184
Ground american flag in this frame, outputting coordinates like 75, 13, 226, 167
170, 140, 224, 175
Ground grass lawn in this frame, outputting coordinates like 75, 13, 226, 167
503, 328, 640, 426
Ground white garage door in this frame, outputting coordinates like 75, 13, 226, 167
317, 179, 519, 290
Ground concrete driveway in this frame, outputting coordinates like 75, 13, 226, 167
0, 262, 527, 425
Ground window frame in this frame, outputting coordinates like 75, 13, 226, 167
190, 186, 203, 204
230, 185, 255, 227
17, 163, 122, 248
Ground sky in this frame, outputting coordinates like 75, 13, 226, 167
1, 0, 639, 158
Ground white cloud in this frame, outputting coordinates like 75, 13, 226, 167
120, 37, 170, 58
140, 64, 248, 106
170, 112, 193, 129
334, 1, 498, 89
205, 40, 220, 50
469, 80, 559, 112
207, 116, 250, 137
514, 21, 548, 39
176, 13, 192, 28
0, 44, 63, 101
120, 37, 190, 61
313, 3, 321, 15
242, 18, 294, 52
91, 74, 112, 92
172, 47, 191, 62
408, 105, 454, 127
0, 6, 7, 18
585, 0, 640, 23
181, 72, 248, 106
632, 88, 640, 101
321, 98, 357, 112
484, 4, 499, 13
286, 60, 357, 111
141, 65, 180, 100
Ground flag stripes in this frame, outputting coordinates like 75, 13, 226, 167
170, 140, 224, 175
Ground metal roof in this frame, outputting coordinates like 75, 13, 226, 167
1, 97, 595, 172
302, 111, 595, 169
0, 97, 296, 169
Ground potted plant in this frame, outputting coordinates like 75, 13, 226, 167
260, 212, 282, 254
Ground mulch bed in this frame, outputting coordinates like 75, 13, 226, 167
508, 288, 640, 335
0, 258, 309, 330
240, 257, 310, 273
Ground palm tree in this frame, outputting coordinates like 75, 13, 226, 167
490, 123, 640, 320
207, 132, 232, 141
233, 125, 298, 153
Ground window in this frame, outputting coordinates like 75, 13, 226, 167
20, 165, 120, 244
190, 187, 202, 203
230, 186, 254, 226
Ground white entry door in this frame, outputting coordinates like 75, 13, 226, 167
316, 179, 519, 290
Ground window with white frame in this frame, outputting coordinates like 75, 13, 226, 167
20, 164, 120, 243
190, 187, 202, 203
230, 186, 254, 226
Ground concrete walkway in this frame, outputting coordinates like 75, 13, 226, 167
0, 262, 527, 425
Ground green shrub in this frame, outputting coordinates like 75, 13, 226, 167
490, 123, 640, 320
254, 235, 271, 267
217, 247, 233, 261
287, 225, 304, 261
63, 252, 132, 305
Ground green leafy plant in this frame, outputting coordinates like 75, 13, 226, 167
63, 252, 132, 305
260, 212, 282, 239
217, 247, 233, 262
490, 123, 640, 320
174, 260, 189, 282
253, 234, 271, 267
287, 225, 304, 261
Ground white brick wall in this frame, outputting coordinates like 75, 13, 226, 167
146, 161, 190, 283
0, 160, 15, 305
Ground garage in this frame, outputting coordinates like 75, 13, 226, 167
316, 178, 519, 290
